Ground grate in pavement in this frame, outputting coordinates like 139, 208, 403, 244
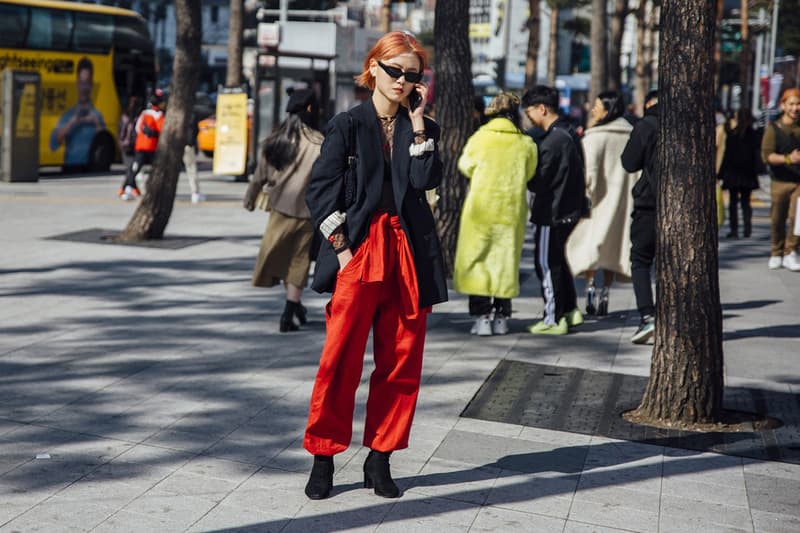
462, 360, 800, 464
47, 228, 214, 249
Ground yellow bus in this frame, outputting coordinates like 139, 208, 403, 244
0, 0, 155, 171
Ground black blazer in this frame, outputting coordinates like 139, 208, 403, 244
306, 99, 448, 309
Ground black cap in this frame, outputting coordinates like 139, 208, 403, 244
285, 88, 315, 114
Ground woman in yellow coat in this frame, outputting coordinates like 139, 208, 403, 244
454, 92, 538, 336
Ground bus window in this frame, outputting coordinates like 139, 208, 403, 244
0, 5, 28, 48
74, 12, 113, 54
28, 7, 72, 51
113, 15, 152, 53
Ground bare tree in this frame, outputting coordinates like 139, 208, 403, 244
226, 0, 243, 88
632, 0, 724, 425
525, 0, 541, 86
434, 0, 474, 275
633, 0, 658, 115
590, 0, 608, 101
547, 2, 559, 83
608, 0, 629, 92
118, 0, 202, 240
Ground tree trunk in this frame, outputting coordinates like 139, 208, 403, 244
739, 0, 751, 112
645, 3, 658, 93
118, 0, 202, 241
547, 6, 558, 84
226, 0, 243, 88
633, 0, 648, 115
434, 0, 473, 276
608, 0, 628, 92
525, 0, 541, 87
633, 0, 724, 425
713, 0, 724, 91
590, 0, 608, 101
381, 0, 392, 33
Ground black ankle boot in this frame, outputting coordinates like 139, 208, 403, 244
363, 450, 400, 498
304, 455, 334, 500
295, 302, 307, 325
280, 301, 299, 332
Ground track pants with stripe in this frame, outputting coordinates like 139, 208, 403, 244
533, 223, 578, 325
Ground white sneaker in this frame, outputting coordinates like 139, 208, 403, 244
768, 256, 783, 270
492, 314, 509, 335
782, 252, 800, 272
470, 315, 493, 336
119, 192, 132, 201
191, 192, 205, 204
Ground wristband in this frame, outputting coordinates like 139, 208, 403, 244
786, 154, 793, 166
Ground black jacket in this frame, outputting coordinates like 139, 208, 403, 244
306, 99, 448, 308
718, 127, 761, 191
527, 118, 586, 226
622, 105, 658, 209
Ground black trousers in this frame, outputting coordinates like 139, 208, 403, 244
533, 222, 577, 325
468, 296, 512, 317
727, 187, 753, 236
122, 151, 155, 189
630, 208, 656, 319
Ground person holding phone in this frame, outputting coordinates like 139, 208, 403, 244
303, 31, 446, 500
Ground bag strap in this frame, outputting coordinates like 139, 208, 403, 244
346, 111, 357, 166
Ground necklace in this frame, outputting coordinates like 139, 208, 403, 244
378, 114, 396, 156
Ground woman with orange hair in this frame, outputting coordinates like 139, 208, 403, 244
303, 31, 446, 500
761, 87, 800, 271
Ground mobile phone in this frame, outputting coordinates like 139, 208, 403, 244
408, 89, 422, 112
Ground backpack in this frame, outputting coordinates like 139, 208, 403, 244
119, 113, 138, 155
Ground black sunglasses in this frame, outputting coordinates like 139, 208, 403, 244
377, 61, 423, 84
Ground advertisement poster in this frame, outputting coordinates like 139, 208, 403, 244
212, 91, 248, 176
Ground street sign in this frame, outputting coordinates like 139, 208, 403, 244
212, 90, 248, 177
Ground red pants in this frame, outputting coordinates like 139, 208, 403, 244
304, 212, 429, 456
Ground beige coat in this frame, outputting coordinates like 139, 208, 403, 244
245, 126, 323, 219
567, 117, 640, 278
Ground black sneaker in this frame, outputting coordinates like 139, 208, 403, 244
631, 316, 655, 345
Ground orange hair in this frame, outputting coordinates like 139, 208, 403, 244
355, 31, 428, 91
780, 87, 800, 104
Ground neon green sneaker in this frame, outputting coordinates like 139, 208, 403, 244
527, 317, 568, 335
566, 308, 584, 327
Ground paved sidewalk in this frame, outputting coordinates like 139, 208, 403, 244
0, 171, 798, 533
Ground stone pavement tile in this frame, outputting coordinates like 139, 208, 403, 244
0, 514, 86, 533
485, 471, 577, 519
221, 485, 307, 519
19, 495, 118, 530
660, 494, 753, 530
0, 420, 28, 437
470, 505, 566, 532
180, 455, 260, 484
576, 461, 663, 495
744, 472, 800, 517
373, 493, 481, 532
567, 498, 658, 533
742, 458, 800, 481
142, 427, 223, 454
0, 504, 32, 527
289, 494, 394, 533
451, 417, 523, 439
571, 484, 660, 515
54, 478, 147, 509
661, 450, 745, 486
517, 426, 593, 447
186, 504, 290, 533
119, 492, 218, 530
202, 435, 287, 466
149, 471, 240, 503
751, 509, 800, 533
563, 521, 640, 533
91, 509, 187, 533
658, 513, 753, 533
660, 474, 749, 507
584, 440, 663, 466
404, 457, 501, 505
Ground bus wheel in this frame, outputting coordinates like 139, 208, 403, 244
88, 133, 114, 172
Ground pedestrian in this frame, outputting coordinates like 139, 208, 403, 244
243, 89, 322, 332
183, 108, 205, 204
521, 85, 587, 335
566, 90, 639, 317
302, 31, 446, 500
761, 87, 800, 271
621, 90, 658, 344
717, 109, 761, 239
119, 89, 165, 200
454, 92, 538, 336
117, 95, 140, 180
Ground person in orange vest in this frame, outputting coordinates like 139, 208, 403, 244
118, 89, 166, 200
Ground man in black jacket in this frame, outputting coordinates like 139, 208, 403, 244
522, 85, 586, 335
621, 90, 658, 344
